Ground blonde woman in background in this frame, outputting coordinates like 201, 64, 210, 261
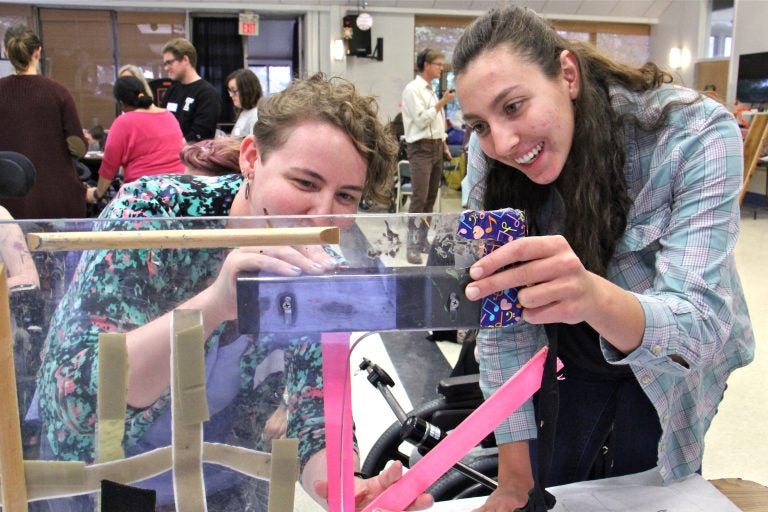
119, 64, 153, 100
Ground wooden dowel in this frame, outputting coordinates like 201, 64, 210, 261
27, 227, 340, 252
0, 265, 30, 511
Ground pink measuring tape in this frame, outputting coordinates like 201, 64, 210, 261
362, 346, 561, 512
322, 332, 356, 512
322, 336, 560, 512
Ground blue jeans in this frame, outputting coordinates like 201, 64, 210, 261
531, 367, 662, 486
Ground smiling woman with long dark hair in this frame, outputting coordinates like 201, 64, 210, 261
453, 6, 754, 510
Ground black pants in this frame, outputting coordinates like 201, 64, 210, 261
532, 368, 662, 486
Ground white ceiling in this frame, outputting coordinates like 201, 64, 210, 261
273, 0, 676, 21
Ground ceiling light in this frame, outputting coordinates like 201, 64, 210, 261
356, 12, 373, 31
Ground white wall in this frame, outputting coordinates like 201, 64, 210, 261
649, 0, 707, 88
337, 13, 414, 123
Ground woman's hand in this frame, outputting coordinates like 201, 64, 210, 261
464, 235, 646, 353
470, 485, 530, 512
464, 235, 598, 325
203, 244, 339, 324
85, 186, 99, 204
313, 461, 433, 511
471, 441, 533, 511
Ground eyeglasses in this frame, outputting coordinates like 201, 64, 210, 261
227, 88, 239, 96
162, 58, 178, 67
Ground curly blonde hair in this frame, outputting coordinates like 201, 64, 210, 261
254, 73, 397, 205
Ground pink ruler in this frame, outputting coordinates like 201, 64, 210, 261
322, 332, 356, 512
362, 346, 561, 512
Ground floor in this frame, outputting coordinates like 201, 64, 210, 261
296, 186, 768, 510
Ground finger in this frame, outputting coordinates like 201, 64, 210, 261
405, 493, 434, 510
314, 480, 329, 500
377, 460, 403, 488
294, 244, 341, 270
521, 294, 582, 325
227, 251, 304, 278
468, 236, 567, 282
237, 246, 329, 275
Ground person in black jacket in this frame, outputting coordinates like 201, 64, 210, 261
160, 38, 221, 142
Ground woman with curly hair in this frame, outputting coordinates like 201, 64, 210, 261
36, 74, 429, 511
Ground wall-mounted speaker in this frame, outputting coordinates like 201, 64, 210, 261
343, 15, 371, 57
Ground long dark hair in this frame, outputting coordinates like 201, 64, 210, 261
453, 6, 676, 276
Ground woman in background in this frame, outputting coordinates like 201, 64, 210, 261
181, 136, 241, 176
119, 64, 153, 100
0, 24, 87, 219
226, 68, 263, 137
86, 76, 184, 203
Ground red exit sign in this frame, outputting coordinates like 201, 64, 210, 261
238, 13, 259, 36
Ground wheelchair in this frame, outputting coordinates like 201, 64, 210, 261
358, 346, 500, 502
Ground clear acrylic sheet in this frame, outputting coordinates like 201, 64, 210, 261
1, 212, 496, 511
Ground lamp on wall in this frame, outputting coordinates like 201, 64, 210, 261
668, 47, 682, 69
332, 39, 346, 61
668, 46, 692, 70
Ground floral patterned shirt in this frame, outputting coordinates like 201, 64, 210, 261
37, 173, 326, 469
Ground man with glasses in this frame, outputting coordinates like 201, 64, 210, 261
401, 48, 455, 264
161, 38, 221, 142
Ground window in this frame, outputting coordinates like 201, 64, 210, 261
414, 16, 472, 66
39, 8, 116, 129
250, 65, 292, 97
246, 18, 297, 96
0, 4, 34, 78
551, 21, 651, 66
414, 15, 651, 129
37, 8, 186, 131
708, 0, 733, 59
117, 12, 186, 82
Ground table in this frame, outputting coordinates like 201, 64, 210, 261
711, 478, 768, 512
429, 470, 768, 511
77, 151, 103, 183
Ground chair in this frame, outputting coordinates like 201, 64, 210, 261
395, 160, 413, 213
395, 159, 442, 213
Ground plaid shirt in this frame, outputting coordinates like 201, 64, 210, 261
468, 84, 755, 482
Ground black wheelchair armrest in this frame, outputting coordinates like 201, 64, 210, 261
437, 373, 484, 403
